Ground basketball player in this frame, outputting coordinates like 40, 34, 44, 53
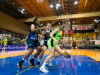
17, 17, 46, 69
1, 37, 7, 53
71, 38, 78, 51
40, 21, 69, 73
36, 23, 53, 66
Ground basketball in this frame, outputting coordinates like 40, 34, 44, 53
64, 51, 71, 58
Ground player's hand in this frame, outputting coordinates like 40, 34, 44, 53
20, 40, 23, 42
39, 35, 42, 38
41, 27, 46, 30
54, 39, 59, 44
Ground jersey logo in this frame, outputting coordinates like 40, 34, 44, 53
35, 31, 39, 34
46, 35, 50, 37
34, 34, 37, 37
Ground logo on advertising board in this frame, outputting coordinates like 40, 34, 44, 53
73, 26, 94, 30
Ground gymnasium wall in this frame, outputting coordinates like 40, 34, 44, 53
0, 11, 29, 35
97, 23, 100, 29
68, 33, 93, 40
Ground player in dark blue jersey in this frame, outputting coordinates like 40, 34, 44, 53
71, 38, 78, 51
35, 23, 53, 66
17, 18, 45, 69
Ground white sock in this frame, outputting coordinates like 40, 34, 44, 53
22, 58, 24, 60
33, 57, 35, 59
42, 62, 46, 67
49, 58, 52, 62
38, 58, 41, 62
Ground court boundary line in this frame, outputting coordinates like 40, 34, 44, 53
16, 60, 44, 75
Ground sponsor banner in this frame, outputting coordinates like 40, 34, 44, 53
73, 26, 94, 30
0, 45, 26, 50
0, 45, 42, 51
3, 34, 11, 37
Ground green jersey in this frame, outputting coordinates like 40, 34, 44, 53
53, 28, 62, 41
47, 28, 62, 49
3, 39, 7, 46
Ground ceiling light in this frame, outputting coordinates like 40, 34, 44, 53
68, 22, 70, 24
74, 1, 78, 5
94, 19, 97, 22
50, 5, 53, 8
56, 3, 60, 7
21, 11, 24, 14
97, 20, 100, 23
22, 8, 25, 11
18, 10, 20, 11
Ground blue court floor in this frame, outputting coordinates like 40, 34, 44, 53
0, 54, 100, 75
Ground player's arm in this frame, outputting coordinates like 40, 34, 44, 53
43, 31, 50, 35
21, 36, 28, 42
50, 29, 59, 43
40, 31, 49, 36
20, 39, 26, 42
39, 30, 45, 35
30, 24, 45, 32
38, 34, 42, 38
71, 41, 73, 46
1, 40, 4, 45
76, 41, 77, 44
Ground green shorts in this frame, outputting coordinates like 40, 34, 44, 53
47, 38, 58, 49
3, 44, 7, 47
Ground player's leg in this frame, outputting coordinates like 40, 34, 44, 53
75, 46, 78, 50
40, 39, 55, 73
54, 46, 63, 58
25, 44, 28, 52
29, 40, 41, 66
36, 45, 47, 66
40, 47, 55, 73
3, 46, 6, 52
17, 48, 34, 69
71, 46, 73, 51
17, 40, 34, 69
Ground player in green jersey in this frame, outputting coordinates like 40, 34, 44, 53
40, 21, 68, 73
1, 37, 7, 53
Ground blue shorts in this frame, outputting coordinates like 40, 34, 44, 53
72, 45, 76, 48
27, 39, 40, 49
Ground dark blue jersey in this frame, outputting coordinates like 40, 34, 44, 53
44, 30, 52, 41
27, 26, 40, 40
72, 41, 76, 45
